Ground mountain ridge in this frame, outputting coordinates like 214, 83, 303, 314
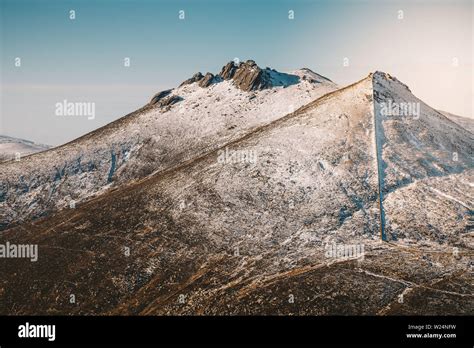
1, 67, 472, 233
1, 68, 472, 315
0, 60, 338, 230
0, 135, 50, 162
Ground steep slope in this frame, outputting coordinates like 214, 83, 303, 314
1, 73, 471, 315
438, 110, 474, 133
0, 61, 337, 230
372, 72, 473, 244
0, 135, 50, 162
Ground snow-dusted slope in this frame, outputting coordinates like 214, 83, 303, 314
372, 72, 473, 244
1, 73, 471, 315
438, 110, 474, 133
0, 135, 50, 162
0, 61, 337, 230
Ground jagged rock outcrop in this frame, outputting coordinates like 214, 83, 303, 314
217, 60, 274, 91
149, 89, 172, 105
159, 95, 182, 107
230, 60, 273, 91
179, 72, 204, 87
179, 60, 307, 92
150, 90, 182, 108
198, 73, 219, 87
179, 71, 221, 89
219, 61, 238, 80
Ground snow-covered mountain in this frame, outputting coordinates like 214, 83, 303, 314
0, 68, 471, 315
372, 72, 473, 245
438, 110, 474, 133
0, 135, 50, 162
0, 60, 337, 230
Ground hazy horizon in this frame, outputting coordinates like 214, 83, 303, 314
1, 0, 472, 146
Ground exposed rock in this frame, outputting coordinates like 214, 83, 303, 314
150, 91, 183, 108
179, 72, 204, 87
180, 71, 222, 88
219, 62, 238, 80
160, 95, 182, 107
182, 60, 303, 92
198, 73, 218, 88
219, 60, 302, 91
149, 89, 172, 105
302, 75, 317, 83
231, 60, 272, 91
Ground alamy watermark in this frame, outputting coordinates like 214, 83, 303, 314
380, 100, 420, 119
0, 242, 38, 262
55, 99, 95, 120
18, 322, 55, 341
217, 147, 257, 165
325, 243, 365, 261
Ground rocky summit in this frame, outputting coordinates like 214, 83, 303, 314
179, 59, 303, 92
219, 60, 272, 91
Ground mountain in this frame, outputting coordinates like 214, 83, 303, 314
372, 72, 473, 244
0, 68, 471, 315
0, 60, 337, 230
438, 110, 474, 133
0, 135, 50, 162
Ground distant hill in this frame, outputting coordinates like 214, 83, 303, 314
0, 135, 50, 162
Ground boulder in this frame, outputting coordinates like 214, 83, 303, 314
149, 89, 172, 105
198, 73, 217, 88
219, 62, 238, 80
231, 60, 272, 91
179, 72, 204, 87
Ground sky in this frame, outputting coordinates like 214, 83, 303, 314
1, 0, 472, 145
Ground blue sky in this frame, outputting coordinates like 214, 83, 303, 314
1, 0, 472, 145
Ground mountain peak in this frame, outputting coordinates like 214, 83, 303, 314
371, 70, 412, 92
178, 59, 333, 93
293, 67, 333, 83
219, 59, 273, 91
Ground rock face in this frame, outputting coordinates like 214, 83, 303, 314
220, 60, 306, 91
219, 61, 238, 80
150, 90, 183, 109
180, 71, 221, 88
219, 60, 276, 91
149, 89, 172, 105
227, 60, 272, 91
179, 72, 204, 87
198, 73, 219, 88
183, 60, 302, 91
